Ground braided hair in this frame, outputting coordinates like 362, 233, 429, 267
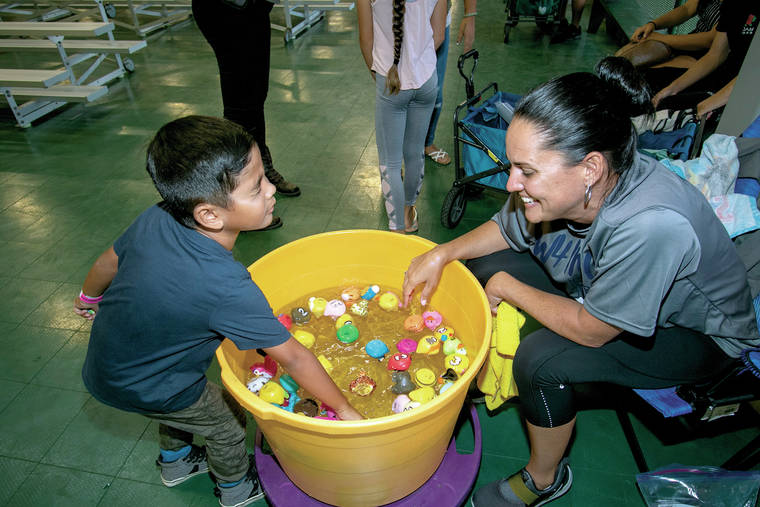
386, 0, 406, 95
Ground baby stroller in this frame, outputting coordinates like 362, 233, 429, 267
441, 50, 519, 228
503, 0, 568, 43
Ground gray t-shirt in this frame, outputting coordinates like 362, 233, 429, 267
493, 153, 759, 358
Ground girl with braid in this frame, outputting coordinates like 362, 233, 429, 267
358, 0, 447, 233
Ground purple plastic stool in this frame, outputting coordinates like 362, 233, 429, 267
254, 404, 482, 507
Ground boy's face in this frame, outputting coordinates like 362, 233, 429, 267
223, 145, 277, 232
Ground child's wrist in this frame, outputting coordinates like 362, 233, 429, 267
79, 290, 103, 304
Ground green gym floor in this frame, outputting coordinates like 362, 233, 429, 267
0, 1, 758, 505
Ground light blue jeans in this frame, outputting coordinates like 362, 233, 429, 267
375, 73, 438, 230
425, 24, 450, 148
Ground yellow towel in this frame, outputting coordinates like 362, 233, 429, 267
477, 301, 525, 410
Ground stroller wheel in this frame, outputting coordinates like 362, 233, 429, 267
441, 186, 467, 229
503, 25, 511, 44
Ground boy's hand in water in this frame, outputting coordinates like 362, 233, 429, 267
335, 405, 364, 421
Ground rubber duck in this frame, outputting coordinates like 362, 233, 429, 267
292, 329, 315, 349
341, 287, 362, 307
415, 368, 437, 387
391, 370, 415, 394
277, 313, 293, 330
291, 306, 311, 325
397, 338, 418, 355
416, 335, 441, 355
350, 299, 369, 316
434, 326, 455, 341
445, 353, 470, 376
324, 299, 346, 319
279, 374, 299, 394
335, 313, 353, 329
337, 323, 359, 344
441, 368, 458, 382
442, 337, 462, 356
259, 381, 288, 405
378, 292, 400, 311
392, 394, 411, 413
422, 310, 443, 330
362, 285, 380, 300
409, 386, 435, 404
404, 315, 425, 333
308, 297, 328, 318
387, 352, 411, 371
294, 398, 319, 417
350, 371, 376, 396
317, 354, 333, 374
365, 339, 389, 360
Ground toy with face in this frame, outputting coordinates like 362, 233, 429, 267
291, 306, 311, 325
378, 292, 400, 311
445, 353, 470, 376
387, 352, 411, 371
324, 299, 346, 319
308, 296, 328, 317
341, 287, 362, 307
392, 394, 411, 413
422, 311, 443, 330
416, 335, 441, 355
404, 314, 425, 333
434, 326, 455, 340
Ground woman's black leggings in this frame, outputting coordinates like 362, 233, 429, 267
466, 248, 735, 428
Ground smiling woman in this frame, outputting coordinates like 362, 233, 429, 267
401, 56, 760, 506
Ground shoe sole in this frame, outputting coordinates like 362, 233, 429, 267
535, 466, 573, 507
162, 465, 210, 487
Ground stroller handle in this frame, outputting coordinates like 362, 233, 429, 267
457, 50, 479, 100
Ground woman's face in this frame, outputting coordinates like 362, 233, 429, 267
505, 119, 588, 224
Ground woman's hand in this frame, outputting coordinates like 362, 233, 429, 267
73, 297, 98, 320
631, 21, 655, 43
484, 271, 514, 314
401, 247, 449, 307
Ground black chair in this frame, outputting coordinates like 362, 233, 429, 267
617, 348, 760, 473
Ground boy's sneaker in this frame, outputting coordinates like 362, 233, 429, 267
471, 457, 572, 506
550, 22, 581, 44
214, 456, 265, 507
156, 445, 209, 487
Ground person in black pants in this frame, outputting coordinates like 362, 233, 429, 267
192, 0, 300, 230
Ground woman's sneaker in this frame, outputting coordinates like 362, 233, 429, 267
156, 445, 209, 487
214, 456, 265, 507
471, 457, 572, 506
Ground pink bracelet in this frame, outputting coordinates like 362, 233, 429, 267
79, 290, 103, 304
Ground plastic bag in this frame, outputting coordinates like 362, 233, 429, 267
636, 464, 760, 507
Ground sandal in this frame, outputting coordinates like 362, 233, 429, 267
405, 206, 418, 234
425, 147, 451, 165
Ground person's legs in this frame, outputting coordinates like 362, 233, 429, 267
424, 25, 450, 166
550, 0, 585, 43
402, 74, 437, 231
376, 74, 413, 231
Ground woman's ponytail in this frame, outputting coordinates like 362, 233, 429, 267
386, 0, 406, 95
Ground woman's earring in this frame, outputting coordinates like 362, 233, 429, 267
584, 184, 592, 208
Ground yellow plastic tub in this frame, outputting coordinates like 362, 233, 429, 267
216, 230, 491, 506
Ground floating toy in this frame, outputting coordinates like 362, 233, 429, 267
445, 353, 470, 376
409, 386, 435, 404
337, 323, 359, 344
403, 315, 425, 333
277, 313, 293, 330
308, 297, 327, 318
415, 368, 436, 387
397, 338, 418, 355
392, 395, 411, 413
416, 335, 441, 355
291, 306, 311, 325
294, 398, 319, 417
324, 299, 346, 319
250, 356, 278, 378
279, 374, 299, 394
422, 311, 443, 330
335, 314, 353, 329
316, 403, 338, 420
350, 299, 369, 316
434, 326, 455, 341
246, 375, 271, 395
293, 329, 315, 349
317, 354, 333, 374
441, 368, 458, 382
260, 382, 288, 405
362, 285, 380, 300
365, 339, 389, 360
350, 372, 376, 396
387, 352, 411, 371
391, 370, 415, 394
439, 381, 455, 394
341, 287, 362, 307
442, 337, 462, 356
378, 292, 400, 311
283, 392, 301, 412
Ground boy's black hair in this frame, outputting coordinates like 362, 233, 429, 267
146, 115, 255, 228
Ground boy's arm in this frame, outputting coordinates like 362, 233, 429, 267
263, 338, 363, 420
73, 246, 119, 320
